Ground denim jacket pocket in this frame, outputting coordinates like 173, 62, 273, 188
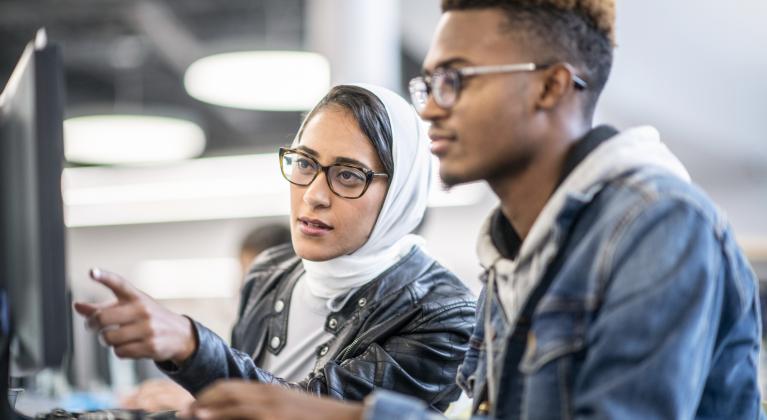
519, 306, 586, 374
517, 307, 587, 420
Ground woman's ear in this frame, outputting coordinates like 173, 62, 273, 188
536, 64, 575, 110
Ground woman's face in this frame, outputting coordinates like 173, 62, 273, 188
290, 106, 389, 261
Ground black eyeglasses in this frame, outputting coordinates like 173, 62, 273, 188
279, 147, 389, 199
408, 62, 588, 113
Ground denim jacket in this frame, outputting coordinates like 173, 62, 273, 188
364, 126, 764, 420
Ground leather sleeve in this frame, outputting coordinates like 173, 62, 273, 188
157, 320, 262, 395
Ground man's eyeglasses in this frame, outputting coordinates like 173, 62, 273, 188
279, 147, 389, 199
408, 62, 588, 113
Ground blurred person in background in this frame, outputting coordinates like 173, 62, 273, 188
75, 84, 476, 411
184, 0, 763, 419
237, 224, 293, 281
119, 223, 291, 412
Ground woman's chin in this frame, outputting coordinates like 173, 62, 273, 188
295, 245, 341, 262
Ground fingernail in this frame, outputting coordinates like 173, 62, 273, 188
196, 409, 211, 419
90, 267, 102, 279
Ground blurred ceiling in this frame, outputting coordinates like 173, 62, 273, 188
0, 0, 310, 157
0, 0, 765, 241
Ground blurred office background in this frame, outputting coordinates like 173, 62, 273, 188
1, 0, 765, 406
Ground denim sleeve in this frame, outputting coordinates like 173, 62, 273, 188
456, 286, 485, 398
572, 197, 755, 419
363, 390, 448, 420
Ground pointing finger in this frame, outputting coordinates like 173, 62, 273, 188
73, 301, 111, 317
90, 267, 140, 302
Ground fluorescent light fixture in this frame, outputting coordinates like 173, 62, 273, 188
62, 153, 289, 227
184, 51, 331, 111
64, 115, 206, 165
62, 153, 488, 227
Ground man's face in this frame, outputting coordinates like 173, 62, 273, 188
421, 9, 544, 186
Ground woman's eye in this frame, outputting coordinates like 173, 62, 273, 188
337, 170, 365, 183
296, 158, 313, 169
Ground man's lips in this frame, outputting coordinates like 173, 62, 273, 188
428, 130, 456, 156
428, 129, 456, 143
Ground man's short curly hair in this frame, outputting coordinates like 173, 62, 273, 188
442, 0, 615, 113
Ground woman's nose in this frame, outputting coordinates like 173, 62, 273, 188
303, 171, 331, 208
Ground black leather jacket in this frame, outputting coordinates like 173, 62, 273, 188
162, 244, 476, 411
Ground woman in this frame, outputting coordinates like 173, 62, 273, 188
74, 84, 475, 411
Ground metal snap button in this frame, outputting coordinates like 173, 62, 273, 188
328, 318, 338, 329
319, 345, 329, 356
357, 297, 367, 307
274, 299, 285, 313
270, 336, 281, 349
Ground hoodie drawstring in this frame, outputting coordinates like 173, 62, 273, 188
484, 264, 498, 411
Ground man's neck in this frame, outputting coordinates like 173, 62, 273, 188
490, 126, 590, 239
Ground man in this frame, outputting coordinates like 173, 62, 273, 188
185, 1, 764, 418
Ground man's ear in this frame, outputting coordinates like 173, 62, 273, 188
536, 64, 575, 110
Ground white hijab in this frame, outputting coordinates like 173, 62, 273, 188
300, 83, 432, 299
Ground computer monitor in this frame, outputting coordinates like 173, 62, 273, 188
0, 29, 69, 418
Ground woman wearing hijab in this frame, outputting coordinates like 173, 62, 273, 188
74, 84, 476, 411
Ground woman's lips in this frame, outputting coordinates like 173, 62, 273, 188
298, 217, 333, 237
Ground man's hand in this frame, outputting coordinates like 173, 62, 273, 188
180, 380, 365, 420
73, 268, 197, 365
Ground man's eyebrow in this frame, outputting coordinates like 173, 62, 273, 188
423, 57, 472, 75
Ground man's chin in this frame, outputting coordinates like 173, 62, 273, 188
438, 167, 479, 188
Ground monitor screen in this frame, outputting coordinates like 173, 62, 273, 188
0, 29, 69, 416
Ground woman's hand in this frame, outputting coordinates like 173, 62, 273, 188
120, 378, 195, 412
180, 380, 364, 420
73, 268, 197, 365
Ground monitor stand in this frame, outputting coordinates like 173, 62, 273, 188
1, 296, 174, 419
2, 321, 28, 419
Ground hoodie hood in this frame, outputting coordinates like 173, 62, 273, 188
477, 126, 691, 323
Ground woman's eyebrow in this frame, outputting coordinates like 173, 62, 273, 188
296, 145, 371, 168
295, 145, 319, 156
334, 156, 370, 168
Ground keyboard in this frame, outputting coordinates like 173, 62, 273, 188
35, 408, 177, 419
